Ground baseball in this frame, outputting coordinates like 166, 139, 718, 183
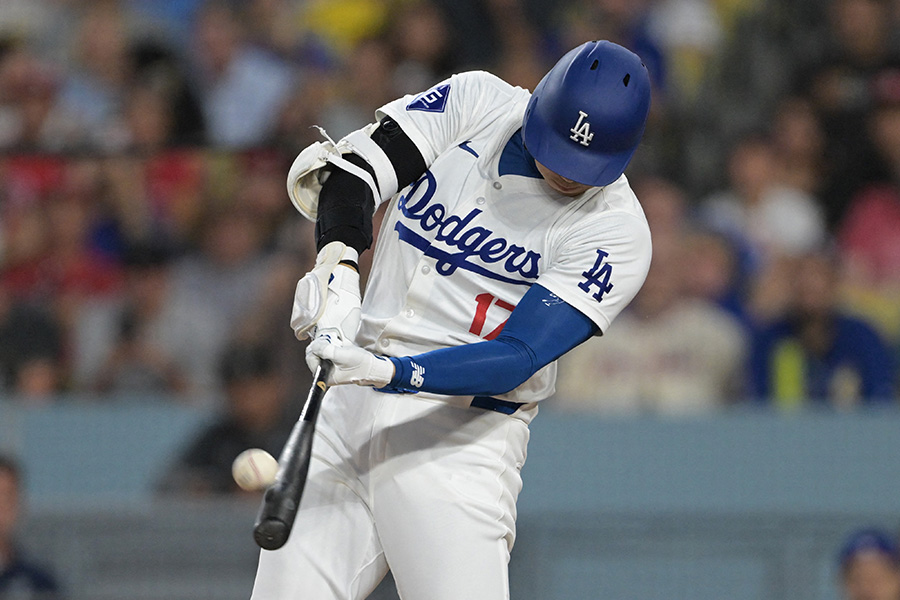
232, 448, 279, 491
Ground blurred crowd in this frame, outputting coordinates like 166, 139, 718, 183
0, 0, 898, 418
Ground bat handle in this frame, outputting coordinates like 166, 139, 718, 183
299, 362, 330, 421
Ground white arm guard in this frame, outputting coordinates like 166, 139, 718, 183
286, 123, 400, 221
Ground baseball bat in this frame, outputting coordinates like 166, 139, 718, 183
253, 361, 331, 550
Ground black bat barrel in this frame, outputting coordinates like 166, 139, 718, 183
253, 363, 330, 550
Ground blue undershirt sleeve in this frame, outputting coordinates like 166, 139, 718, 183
381, 284, 599, 396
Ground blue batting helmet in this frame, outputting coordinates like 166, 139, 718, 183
522, 41, 651, 187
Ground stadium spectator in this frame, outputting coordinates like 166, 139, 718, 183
645, 0, 723, 105
122, 0, 206, 50
681, 228, 750, 328
634, 175, 745, 328
99, 148, 207, 246
554, 239, 748, 414
0, 283, 64, 401
71, 240, 220, 401
388, 1, 458, 95
230, 167, 318, 404
52, 0, 138, 151
748, 252, 896, 408
793, 0, 900, 227
0, 201, 51, 298
157, 340, 292, 495
169, 201, 275, 356
1, 191, 123, 396
482, 0, 545, 92
113, 80, 181, 153
230, 252, 315, 408
242, 0, 309, 58
0, 454, 62, 599
631, 176, 688, 260
837, 66, 900, 343
838, 528, 900, 600
698, 132, 827, 273
0, 41, 68, 152
317, 38, 399, 139
770, 95, 829, 198
272, 66, 338, 151
839, 67, 900, 288
189, 0, 296, 147
109, 41, 207, 151
233, 149, 297, 241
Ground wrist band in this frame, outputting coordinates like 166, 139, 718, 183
338, 259, 359, 272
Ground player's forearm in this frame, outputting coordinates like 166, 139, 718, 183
385, 336, 538, 397
382, 285, 600, 397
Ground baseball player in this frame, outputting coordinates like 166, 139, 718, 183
251, 40, 652, 599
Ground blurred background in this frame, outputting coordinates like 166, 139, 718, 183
0, 0, 899, 598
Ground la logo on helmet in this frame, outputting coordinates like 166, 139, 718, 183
569, 111, 594, 146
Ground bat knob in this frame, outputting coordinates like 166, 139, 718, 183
253, 518, 290, 550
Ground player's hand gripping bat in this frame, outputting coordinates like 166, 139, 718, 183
253, 361, 331, 550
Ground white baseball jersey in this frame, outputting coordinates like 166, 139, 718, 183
356, 71, 652, 407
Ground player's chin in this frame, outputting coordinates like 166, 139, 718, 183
535, 160, 590, 196
549, 180, 591, 196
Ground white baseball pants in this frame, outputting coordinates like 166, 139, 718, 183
250, 384, 530, 600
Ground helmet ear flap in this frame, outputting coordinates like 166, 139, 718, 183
522, 41, 651, 187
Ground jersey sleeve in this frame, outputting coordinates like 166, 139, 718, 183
376, 71, 526, 167
537, 209, 652, 334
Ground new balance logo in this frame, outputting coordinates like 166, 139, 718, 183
569, 111, 594, 146
542, 292, 564, 307
410, 362, 425, 388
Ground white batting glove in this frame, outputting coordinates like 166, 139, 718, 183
306, 337, 395, 388
290, 241, 361, 341
313, 260, 362, 342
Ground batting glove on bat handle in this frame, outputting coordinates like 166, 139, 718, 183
306, 338, 395, 388
253, 362, 331, 551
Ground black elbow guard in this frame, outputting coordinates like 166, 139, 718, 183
315, 154, 376, 253
315, 116, 427, 253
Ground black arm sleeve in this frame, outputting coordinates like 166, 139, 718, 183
315, 116, 427, 252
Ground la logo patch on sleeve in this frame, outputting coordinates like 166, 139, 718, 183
406, 83, 451, 112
